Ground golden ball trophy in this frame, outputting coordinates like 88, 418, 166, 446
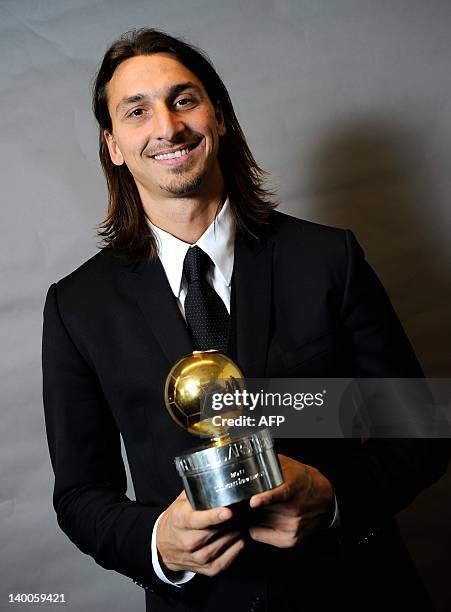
165, 350, 283, 510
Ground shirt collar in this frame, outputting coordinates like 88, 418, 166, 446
148, 197, 235, 299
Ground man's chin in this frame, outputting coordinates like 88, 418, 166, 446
159, 173, 205, 197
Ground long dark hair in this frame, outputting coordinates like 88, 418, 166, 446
92, 28, 277, 260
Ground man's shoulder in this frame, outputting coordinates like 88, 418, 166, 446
268, 210, 349, 255
56, 247, 116, 282
52, 248, 128, 303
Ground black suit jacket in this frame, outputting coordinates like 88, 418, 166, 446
42, 212, 449, 611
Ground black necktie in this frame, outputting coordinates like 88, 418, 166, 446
183, 246, 230, 352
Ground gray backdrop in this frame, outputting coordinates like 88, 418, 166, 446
1, 0, 450, 610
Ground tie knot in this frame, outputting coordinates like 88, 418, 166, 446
183, 245, 210, 284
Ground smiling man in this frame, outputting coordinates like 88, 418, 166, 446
102, 52, 226, 246
105, 53, 225, 200
42, 29, 449, 612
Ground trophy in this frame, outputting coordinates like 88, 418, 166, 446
164, 350, 284, 510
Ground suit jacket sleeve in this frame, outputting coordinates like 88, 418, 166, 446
42, 282, 175, 595
322, 230, 450, 537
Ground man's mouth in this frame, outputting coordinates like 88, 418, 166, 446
151, 141, 201, 161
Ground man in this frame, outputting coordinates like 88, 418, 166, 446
42, 29, 449, 611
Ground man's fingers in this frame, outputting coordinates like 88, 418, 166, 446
170, 493, 232, 531
201, 536, 246, 577
250, 509, 302, 533
249, 482, 292, 509
190, 529, 242, 566
183, 506, 233, 531
252, 502, 301, 517
248, 525, 299, 548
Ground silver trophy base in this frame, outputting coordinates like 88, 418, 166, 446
174, 429, 283, 510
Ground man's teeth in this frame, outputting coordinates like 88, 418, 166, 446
154, 147, 191, 161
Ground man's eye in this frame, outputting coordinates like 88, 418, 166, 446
129, 108, 145, 117
174, 97, 194, 108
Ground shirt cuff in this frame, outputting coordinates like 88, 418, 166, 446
151, 512, 196, 587
326, 494, 341, 529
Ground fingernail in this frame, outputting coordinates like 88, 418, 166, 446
219, 510, 230, 521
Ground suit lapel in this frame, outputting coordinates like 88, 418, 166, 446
121, 256, 194, 367
233, 228, 273, 377
114, 221, 274, 376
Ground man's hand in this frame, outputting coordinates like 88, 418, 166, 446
156, 491, 245, 577
248, 454, 335, 548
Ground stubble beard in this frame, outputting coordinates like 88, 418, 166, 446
159, 172, 205, 196
158, 162, 208, 197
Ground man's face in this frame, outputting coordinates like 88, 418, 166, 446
104, 53, 226, 199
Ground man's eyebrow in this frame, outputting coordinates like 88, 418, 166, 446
116, 93, 147, 114
116, 82, 203, 115
168, 81, 203, 98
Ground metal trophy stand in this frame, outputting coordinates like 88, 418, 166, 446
164, 350, 283, 510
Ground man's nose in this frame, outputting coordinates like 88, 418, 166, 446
153, 104, 185, 141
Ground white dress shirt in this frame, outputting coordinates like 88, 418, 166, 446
149, 197, 235, 318
147, 198, 339, 587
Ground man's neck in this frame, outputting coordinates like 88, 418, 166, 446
138, 173, 225, 244
143, 195, 224, 244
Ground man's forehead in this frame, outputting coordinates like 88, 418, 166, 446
107, 53, 203, 104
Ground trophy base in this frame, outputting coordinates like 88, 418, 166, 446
175, 429, 283, 510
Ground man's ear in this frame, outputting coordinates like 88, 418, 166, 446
215, 104, 226, 137
104, 129, 124, 165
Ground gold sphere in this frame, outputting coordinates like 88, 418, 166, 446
164, 350, 245, 441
